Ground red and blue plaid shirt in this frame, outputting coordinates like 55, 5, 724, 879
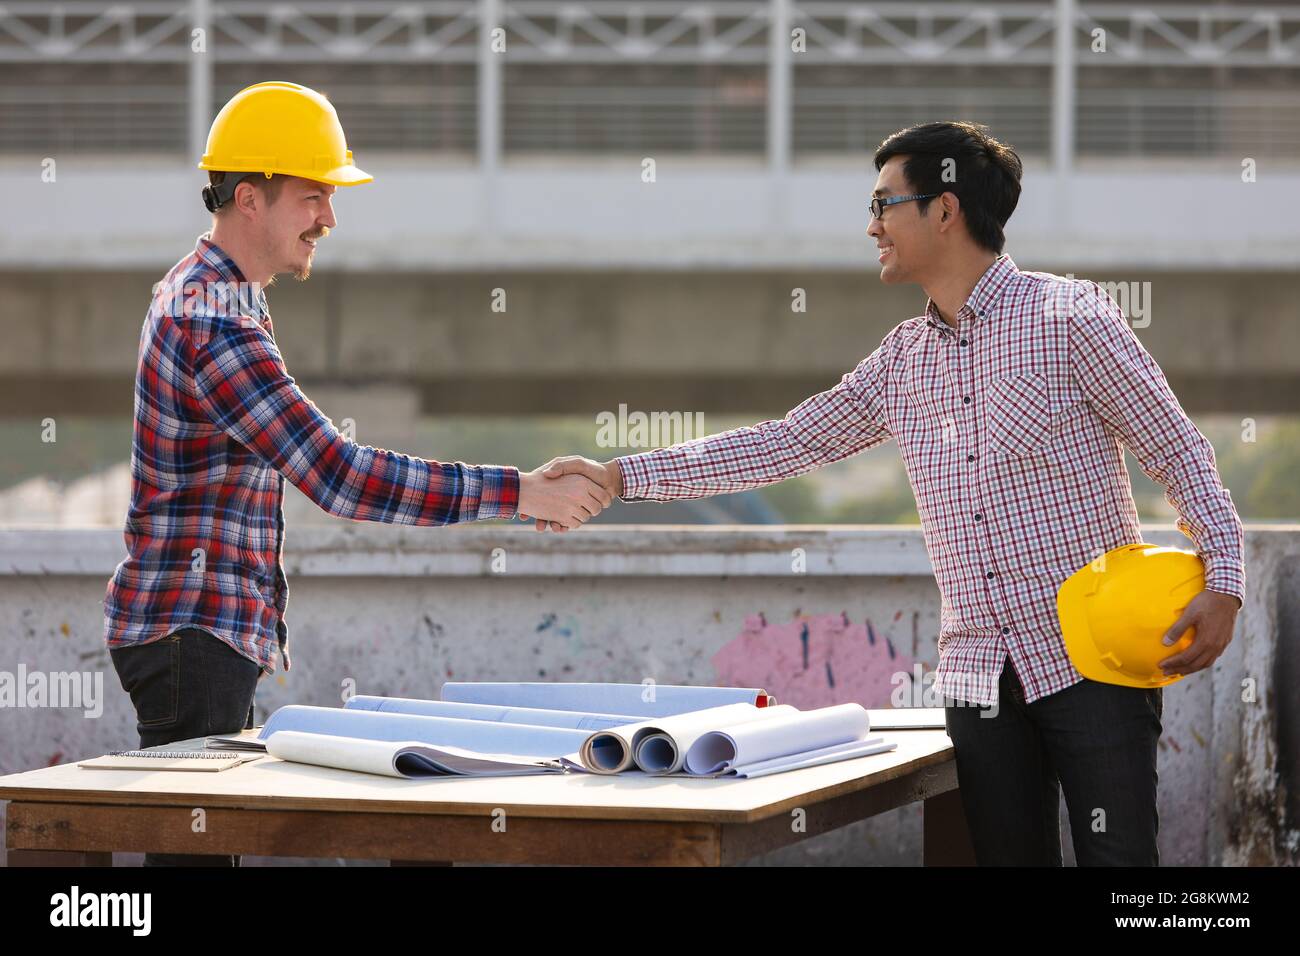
616, 254, 1246, 705
105, 235, 520, 674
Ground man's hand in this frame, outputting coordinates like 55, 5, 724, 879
516, 465, 612, 531
518, 456, 622, 532
1157, 589, 1241, 678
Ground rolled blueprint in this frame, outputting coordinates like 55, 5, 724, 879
631, 704, 800, 774
575, 703, 793, 774
259, 705, 589, 758
440, 682, 774, 717
344, 695, 640, 731
684, 703, 872, 775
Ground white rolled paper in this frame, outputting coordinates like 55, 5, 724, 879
631, 704, 800, 774
578, 703, 788, 774
684, 703, 873, 775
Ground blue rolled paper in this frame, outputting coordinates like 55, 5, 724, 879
258, 705, 588, 757
344, 695, 640, 731
439, 682, 772, 717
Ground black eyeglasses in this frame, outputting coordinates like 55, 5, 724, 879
869, 193, 938, 220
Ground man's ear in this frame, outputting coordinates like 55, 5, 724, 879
939, 192, 960, 226
232, 179, 259, 219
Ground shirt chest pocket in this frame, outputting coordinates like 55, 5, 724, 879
985, 372, 1052, 458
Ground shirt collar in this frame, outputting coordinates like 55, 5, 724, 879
924, 253, 1018, 332
195, 233, 270, 321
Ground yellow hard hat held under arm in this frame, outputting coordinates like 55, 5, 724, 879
1057, 543, 1205, 688
198, 81, 372, 211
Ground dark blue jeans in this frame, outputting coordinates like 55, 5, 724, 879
110, 626, 261, 867
943, 657, 1163, 866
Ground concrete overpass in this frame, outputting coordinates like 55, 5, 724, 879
2, 163, 1299, 418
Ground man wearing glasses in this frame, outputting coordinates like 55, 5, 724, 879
535, 120, 1244, 866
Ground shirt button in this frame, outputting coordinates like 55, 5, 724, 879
960, 339, 969, 346
1001, 627, 1010, 635
986, 571, 995, 579
963, 396, 972, 404
967, 454, 976, 462
974, 513, 983, 521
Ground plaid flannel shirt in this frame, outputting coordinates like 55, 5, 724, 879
105, 235, 520, 674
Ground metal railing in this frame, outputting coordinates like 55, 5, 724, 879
0, 1, 1297, 164
505, 84, 768, 153
792, 87, 1052, 156
7, 79, 1297, 159
1077, 87, 1300, 158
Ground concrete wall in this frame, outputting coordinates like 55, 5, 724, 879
0, 525, 1296, 866
2, 267, 1298, 417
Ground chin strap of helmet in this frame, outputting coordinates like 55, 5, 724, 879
202, 171, 268, 212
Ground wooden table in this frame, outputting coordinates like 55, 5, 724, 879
1, 726, 974, 866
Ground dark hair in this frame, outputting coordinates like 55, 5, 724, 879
873, 121, 1023, 254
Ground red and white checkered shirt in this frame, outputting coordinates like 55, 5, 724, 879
615, 254, 1245, 705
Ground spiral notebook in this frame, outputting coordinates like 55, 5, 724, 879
78, 750, 263, 772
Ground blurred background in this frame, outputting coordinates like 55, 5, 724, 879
2, 0, 1300, 867
1, 0, 1297, 526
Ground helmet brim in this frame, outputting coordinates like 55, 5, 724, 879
309, 163, 373, 187
196, 161, 373, 187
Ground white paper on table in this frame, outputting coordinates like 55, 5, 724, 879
440, 682, 774, 717
265, 730, 564, 778
725, 737, 899, 778
258, 705, 589, 758
344, 695, 641, 731
684, 703, 872, 775
630, 704, 800, 774
564, 703, 788, 774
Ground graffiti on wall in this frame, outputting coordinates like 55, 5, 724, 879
712, 611, 918, 709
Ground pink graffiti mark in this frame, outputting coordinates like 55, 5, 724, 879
713, 612, 916, 709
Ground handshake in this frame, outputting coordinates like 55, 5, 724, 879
516, 456, 624, 532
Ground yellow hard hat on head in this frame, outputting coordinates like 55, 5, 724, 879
199, 81, 372, 209
1057, 543, 1205, 689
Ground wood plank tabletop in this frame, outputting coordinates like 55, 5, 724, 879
0, 727, 954, 825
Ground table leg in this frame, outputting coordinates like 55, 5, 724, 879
923, 788, 976, 866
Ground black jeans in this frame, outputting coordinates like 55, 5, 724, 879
943, 657, 1163, 866
110, 626, 261, 867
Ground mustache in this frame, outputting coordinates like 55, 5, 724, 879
301, 226, 330, 241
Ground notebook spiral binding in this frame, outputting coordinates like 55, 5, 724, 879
107, 750, 232, 759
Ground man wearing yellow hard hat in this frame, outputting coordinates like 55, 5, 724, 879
102, 82, 611, 865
